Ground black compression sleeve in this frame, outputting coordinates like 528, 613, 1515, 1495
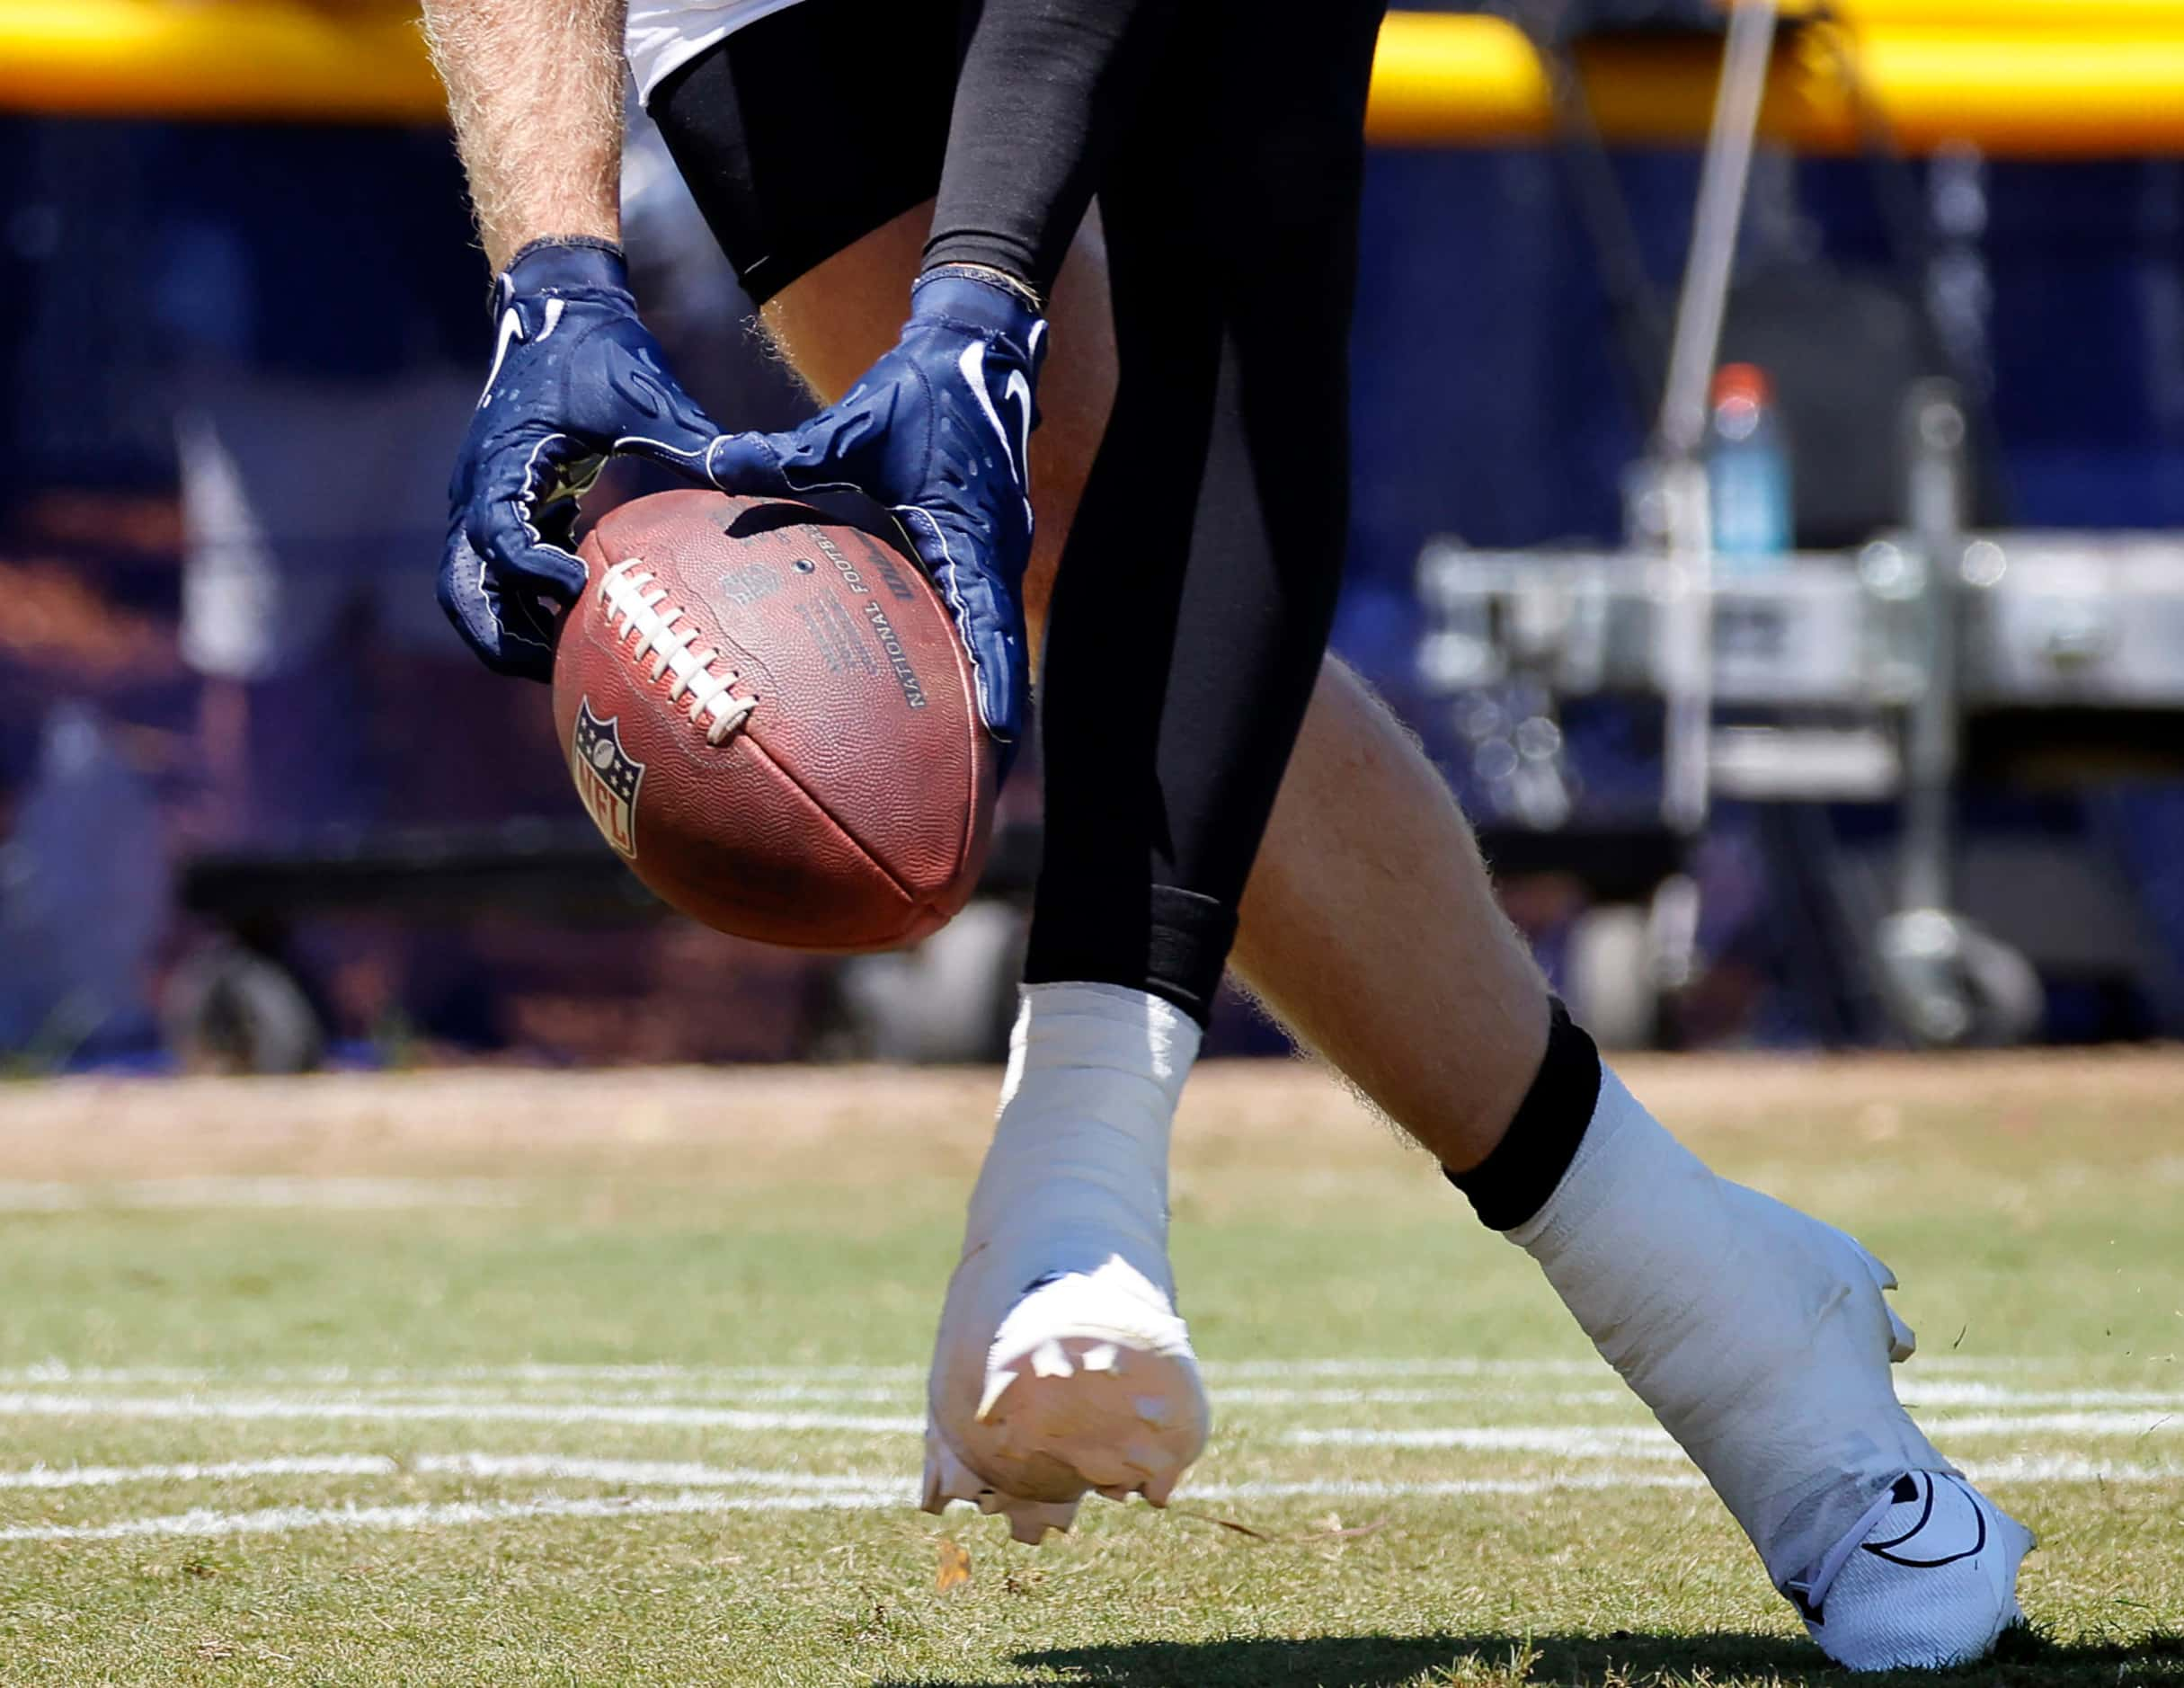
1022, 0, 1388, 1023
922, 0, 1176, 298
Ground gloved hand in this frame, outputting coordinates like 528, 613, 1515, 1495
439, 237, 728, 680
707, 265, 1047, 767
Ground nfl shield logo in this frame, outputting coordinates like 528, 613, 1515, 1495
571, 699, 644, 858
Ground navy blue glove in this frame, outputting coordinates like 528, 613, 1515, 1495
707, 266, 1047, 767
439, 238, 728, 680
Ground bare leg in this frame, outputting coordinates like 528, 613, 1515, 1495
764, 207, 1546, 1168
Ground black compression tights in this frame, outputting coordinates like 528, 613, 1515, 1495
1019, 0, 1389, 1024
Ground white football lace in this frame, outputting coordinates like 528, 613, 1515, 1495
598, 558, 758, 745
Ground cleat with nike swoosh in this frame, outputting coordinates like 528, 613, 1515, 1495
1787, 1471, 2035, 1670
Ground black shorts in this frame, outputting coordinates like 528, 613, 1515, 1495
648, 0, 956, 307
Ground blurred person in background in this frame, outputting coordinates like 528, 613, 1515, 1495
154, 120, 497, 840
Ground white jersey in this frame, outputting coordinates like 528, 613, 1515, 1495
626, 0, 807, 105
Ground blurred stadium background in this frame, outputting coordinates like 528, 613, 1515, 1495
3, 7, 2183, 1682
6, 0, 2184, 1071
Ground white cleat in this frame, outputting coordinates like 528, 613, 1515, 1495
920, 1427, 1081, 1545
921, 982, 1209, 1543
1788, 1470, 2035, 1671
922, 1251, 1208, 1542
1510, 1071, 2033, 1670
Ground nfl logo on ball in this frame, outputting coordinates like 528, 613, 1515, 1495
572, 699, 644, 858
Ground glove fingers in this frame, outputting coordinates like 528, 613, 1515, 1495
472, 484, 590, 606
437, 528, 560, 683
701, 430, 802, 498
440, 432, 597, 680
892, 504, 1026, 758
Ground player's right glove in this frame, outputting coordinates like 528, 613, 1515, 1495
704, 266, 1047, 770
439, 237, 732, 681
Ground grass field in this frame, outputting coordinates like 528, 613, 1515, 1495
0, 1053, 2176, 1686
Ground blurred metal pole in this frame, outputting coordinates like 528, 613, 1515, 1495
1898, 379, 1968, 912
1657, 0, 1780, 836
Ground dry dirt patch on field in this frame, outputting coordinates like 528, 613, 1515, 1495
0, 1048, 2177, 1186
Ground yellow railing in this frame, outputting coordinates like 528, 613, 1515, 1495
0, 1, 445, 124
2, 0, 2182, 155
1369, 12, 2184, 155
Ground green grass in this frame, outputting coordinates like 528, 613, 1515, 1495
0, 1056, 2174, 1685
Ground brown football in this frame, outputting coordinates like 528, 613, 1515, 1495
551, 489, 996, 951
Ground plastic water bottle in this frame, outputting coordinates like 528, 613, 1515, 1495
1706, 362, 1793, 570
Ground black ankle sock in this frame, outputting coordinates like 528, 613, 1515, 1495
1446, 999, 1602, 1231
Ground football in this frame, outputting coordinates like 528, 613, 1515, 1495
551, 488, 996, 951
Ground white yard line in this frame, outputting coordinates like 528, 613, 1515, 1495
0, 1450, 2173, 1545
1291, 1409, 2180, 1451
1287, 1426, 1685, 1456
1926, 1409, 2179, 1439
0, 1393, 921, 1434
5, 1363, 2159, 1408
0, 1364, 932, 1389
1900, 1384, 2184, 1409
1192, 1454, 2184, 1501
0, 1178, 517, 1212
1185, 1475, 1714, 1500
0, 1454, 895, 1493
0, 1489, 903, 1543
0, 1456, 400, 1490
414, 1454, 894, 1490
0, 1358, 1635, 1386
1966, 1453, 2184, 1483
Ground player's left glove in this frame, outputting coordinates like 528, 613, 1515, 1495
706, 265, 1047, 772
440, 237, 731, 681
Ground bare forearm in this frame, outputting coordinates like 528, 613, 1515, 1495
422, 0, 626, 272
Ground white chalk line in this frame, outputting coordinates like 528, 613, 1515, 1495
0, 1450, 2174, 1501
0, 1453, 893, 1494
0, 1489, 904, 1544
1, 1452, 2175, 1546
0, 1383, 2174, 1444
1289, 1425, 1686, 1458
1289, 1409, 2179, 1453
0, 1377, 1643, 1410
4, 1360, 1628, 1386
0, 1178, 517, 1212
0, 1393, 921, 1434
5, 1363, 2168, 1416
